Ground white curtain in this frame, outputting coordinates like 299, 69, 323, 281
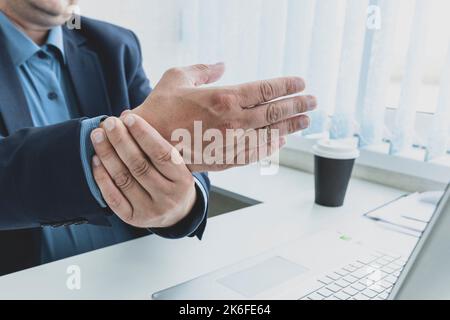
358, 0, 399, 147
82, 0, 450, 161
426, 44, 450, 161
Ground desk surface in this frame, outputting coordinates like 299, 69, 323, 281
0, 165, 417, 299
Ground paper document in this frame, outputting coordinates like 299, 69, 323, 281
365, 192, 442, 237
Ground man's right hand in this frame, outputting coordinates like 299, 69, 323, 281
132, 63, 316, 172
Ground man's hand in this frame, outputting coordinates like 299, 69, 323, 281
90, 113, 196, 229
132, 63, 316, 172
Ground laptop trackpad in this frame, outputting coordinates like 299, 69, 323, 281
217, 256, 308, 298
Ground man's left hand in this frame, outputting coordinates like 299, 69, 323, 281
90, 113, 197, 229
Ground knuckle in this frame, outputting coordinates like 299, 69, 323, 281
106, 192, 122, 210
211, 92, 236, 112
109, 130, 124, 145
120, 209, 135, 224
181, 173, 195, 188
259, 80, 276, 101
92, 141, 111, 158
165, 67, 184, 78
97, 148, 115, 162
93, 169, 107, 184
112, 171, 134, 191
191, 64, 212, 85
266, 103, 283, 123
130, 158, 151, 178
286, 77, 305, 93
219, 120, 239, 132
288, 120, 300, 133
287, 119, 296, 134
193, 63, 210, 72
156, 149, 173, 163
297, 96, 309, 113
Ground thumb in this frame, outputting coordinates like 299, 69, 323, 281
159, 63, 226, 88
186, 62, 226, 86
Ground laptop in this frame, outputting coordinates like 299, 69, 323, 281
152, 184, 450, 300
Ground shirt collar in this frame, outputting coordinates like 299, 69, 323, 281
0, 11, 65, 66
45, 26, 66, 64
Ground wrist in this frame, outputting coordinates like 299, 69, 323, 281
149, 179, 207, 240
184, 183, 197, 218
164, 183, 197, 229
131, 106, 173, 146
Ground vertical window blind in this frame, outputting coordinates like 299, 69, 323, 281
389, 0, 429, 155
175, 0, 450, 162
83, 0, 450, 163
426, 44, 450, 161
358, 0, 399, 148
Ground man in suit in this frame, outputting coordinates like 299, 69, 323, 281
0, 0, 315, 276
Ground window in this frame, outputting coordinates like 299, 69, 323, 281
387, 0, 450, 115
83, 0, 450, 175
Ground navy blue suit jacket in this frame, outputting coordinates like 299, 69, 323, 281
0, 17, 209, 276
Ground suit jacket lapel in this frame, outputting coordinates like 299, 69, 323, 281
63, 28, 112, 118
0, 27, 112, 135
0, 31, 34, 134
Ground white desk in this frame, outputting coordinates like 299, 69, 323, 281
0, 165, 417, 299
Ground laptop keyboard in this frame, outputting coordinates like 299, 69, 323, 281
300, 251, 407, 300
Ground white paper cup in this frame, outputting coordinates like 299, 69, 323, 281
312, 139, 360, 207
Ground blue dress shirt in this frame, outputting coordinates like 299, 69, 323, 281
0, 12, 207, 263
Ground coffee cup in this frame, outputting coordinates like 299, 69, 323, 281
312, 139, 360, 207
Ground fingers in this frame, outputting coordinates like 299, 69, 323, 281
91, 156, 133, 222
229, 136, 287, 168
120, 112, 190, 182
100, 117, 168, 192
92, 121, 195, 229
234, 76, 305, 107
208, 114, 308, 168
264, 114, 310, 137
248, 137, 287, 163
91, 127, 151, 208
243, 95, 316, 129
159, 63, 226, 88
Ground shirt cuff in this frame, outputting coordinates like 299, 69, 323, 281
80, 116, 108, 208
149, 177, 208, 240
